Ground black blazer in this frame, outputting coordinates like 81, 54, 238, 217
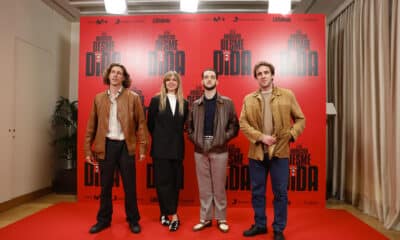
147, 95, 189, 160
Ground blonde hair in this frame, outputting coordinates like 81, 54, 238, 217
159, 71, 185, 116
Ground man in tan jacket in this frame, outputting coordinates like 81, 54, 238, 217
240, 61, 305, 240
84, 63, 148, 234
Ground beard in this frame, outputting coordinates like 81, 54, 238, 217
203, 83, 217, 91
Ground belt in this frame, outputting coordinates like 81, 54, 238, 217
203, 135, 214, 139
106, 137, 125, 142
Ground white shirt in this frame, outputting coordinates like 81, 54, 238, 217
106, 88, 125, 140
167, 93, 177, 116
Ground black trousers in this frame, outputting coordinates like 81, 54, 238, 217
97, 138, 140, 224
153, 158, 183, 215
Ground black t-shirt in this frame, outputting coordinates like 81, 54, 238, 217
203, 94, 217, 136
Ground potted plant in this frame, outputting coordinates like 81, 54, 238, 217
51, 96, 78, 193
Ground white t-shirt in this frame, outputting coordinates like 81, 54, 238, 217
167, 93, 177, 116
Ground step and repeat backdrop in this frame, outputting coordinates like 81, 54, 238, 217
77, 13, 326, 207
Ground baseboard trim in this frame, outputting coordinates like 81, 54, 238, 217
0, 187, 52, 212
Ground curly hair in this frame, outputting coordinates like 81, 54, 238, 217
102, 63, 131, 88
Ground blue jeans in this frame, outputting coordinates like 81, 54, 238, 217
249, 154, 289, 232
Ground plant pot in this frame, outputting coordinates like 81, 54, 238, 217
63, 159, 76, 170
53, 168, 77, 194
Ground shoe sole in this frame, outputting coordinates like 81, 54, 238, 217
243, 231, 267, 237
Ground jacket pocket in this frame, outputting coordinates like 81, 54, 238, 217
274, 129, 291, 156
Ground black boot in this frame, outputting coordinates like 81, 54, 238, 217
243, 224, 267, 237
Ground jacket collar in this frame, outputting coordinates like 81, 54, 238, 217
106, 87, 124, 98
252, 86, 281, 99
197, 92, 223, 105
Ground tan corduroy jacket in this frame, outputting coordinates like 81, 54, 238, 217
239, 87, 305, 160
84, 89, 149, 160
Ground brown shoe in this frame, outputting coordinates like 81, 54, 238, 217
217, 220, 229, 233
192, 220, 212, 231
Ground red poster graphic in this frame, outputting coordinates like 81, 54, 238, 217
78, 14, 326, 208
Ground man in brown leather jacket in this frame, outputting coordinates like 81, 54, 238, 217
84, 63, 148, 234
240, 61, 305, 240
188, 69, 239, 233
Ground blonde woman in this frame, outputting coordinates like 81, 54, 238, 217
147, 71, 188, 232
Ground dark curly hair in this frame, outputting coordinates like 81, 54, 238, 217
103, 63, 131, 88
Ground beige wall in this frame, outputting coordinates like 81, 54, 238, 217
0, 0, 17, 204
69, 22, 79, 101
0, 0, 71, 203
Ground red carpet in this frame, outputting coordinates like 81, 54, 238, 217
0, 202, 388, 240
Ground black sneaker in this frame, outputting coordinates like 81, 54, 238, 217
89, 222, 110, 234
169, 219, 180, 232
274, 231, 285, 240
129, 222, 141, 234
160, 215, 170, 226
243, 224, 267, 237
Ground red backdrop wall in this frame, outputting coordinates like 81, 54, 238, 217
77, 13, 326, 208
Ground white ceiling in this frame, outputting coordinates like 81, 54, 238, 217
42, 0, 347, 21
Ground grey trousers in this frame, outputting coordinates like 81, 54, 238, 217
194, 151, 229, 221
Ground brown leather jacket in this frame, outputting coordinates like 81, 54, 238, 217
84, 89, 149, 160
188, 94, 239, 153
239, 87, 305, 160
